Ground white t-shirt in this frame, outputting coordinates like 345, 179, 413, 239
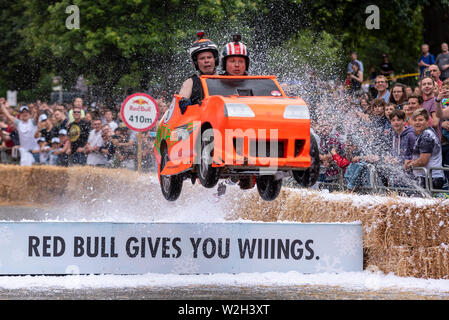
105, 120, 118, 132
86, 129, 107, 165
14, 118, 39, 151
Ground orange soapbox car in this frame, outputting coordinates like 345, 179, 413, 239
153, 75, 320, 201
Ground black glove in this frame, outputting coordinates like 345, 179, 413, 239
179, 98, 191, 115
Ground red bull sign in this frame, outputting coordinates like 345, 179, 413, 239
121, 93, 159, 131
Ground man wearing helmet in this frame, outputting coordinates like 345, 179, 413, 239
221, 34, 249, 76
178, 31, 219, 109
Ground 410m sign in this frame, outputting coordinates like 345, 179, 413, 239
121, 93, 159, 132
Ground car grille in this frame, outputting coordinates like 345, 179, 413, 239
249, 139, 286, 158
294, 139, 305, 157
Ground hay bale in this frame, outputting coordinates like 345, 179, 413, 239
371, 245, 449, 279
382, 202, 449, 248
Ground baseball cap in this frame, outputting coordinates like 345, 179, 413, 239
58, 129, 68, 136
51, 137, 60, 144
38, 114, 48, 122
37, 137, 46, 143
19, 105, 30, 113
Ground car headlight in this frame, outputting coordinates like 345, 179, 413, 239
283, 105, 310, 119
224, 103, 255, 117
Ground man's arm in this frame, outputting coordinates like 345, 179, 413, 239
418, 56, 426, 67
63, 140, 71, 155
178, 78, 193, 99
404, 153, 431, 169
30, 104, 38, 124
0, 99, 16, 124
434, 88, 449, 119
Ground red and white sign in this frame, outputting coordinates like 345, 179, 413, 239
121, 93, 159, 132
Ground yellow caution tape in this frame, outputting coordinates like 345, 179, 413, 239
362, 73, 420, 85
388, 73, 420, 81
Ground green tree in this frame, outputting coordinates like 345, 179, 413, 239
0, 1, 46, 92
18, 0, 263, 100
267, 29, 344, 81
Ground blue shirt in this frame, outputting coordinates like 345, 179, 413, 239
418, 53, 435, 77
377, 90, 390, 104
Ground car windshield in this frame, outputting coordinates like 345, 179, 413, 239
205, 78, 282, 97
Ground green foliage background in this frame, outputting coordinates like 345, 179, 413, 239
0, 0, 447, 103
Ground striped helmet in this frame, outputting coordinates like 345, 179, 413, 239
221, 34, 249, 71
189, 31, 219, 72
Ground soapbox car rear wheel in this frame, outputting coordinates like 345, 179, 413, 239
160, 146, 183, 201
292, 134, 320, 188
256, 175, 282, 201
197, 128, 219, 188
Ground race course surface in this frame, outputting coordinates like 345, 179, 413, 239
1, 284, 448, 300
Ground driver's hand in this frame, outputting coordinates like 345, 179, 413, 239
179, 98, 191, 115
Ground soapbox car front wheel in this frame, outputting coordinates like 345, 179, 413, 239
256, 175, 282, 201
292, 134, 320, 188
159, 146, 183, 201
197, 127, 219, 188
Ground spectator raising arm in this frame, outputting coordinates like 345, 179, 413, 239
331, 147, 351, 169
0, 98, 15, 124
435, 83, 449, 119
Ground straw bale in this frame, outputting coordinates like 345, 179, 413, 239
370, 245, 449, 279
382, 202, 449, 248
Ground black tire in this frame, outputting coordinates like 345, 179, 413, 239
159, 146, 183, 201
292, 133, 320, 187
197, 127, 219, 188
256, 175, 282, 201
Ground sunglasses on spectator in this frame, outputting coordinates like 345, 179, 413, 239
73, 111, 81, 114
375, 81, 386, 84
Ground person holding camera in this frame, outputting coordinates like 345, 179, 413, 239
111, 127, 136, 170
99, 124, 115, 167
428, 64, 443, 90
418, 44, 435, 79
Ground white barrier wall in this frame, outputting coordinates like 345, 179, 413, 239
0, 222, 363, 275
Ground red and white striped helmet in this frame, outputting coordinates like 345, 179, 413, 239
221, 34, 249, 71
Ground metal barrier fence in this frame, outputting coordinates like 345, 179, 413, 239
316, 164, 449, 198
0, 148, 19, 165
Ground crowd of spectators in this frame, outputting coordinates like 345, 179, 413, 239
0, 96, 169, 172
312, 42, 449, 194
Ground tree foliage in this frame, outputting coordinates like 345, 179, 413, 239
267, 29, 344, 81
1, 0, 448, 101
